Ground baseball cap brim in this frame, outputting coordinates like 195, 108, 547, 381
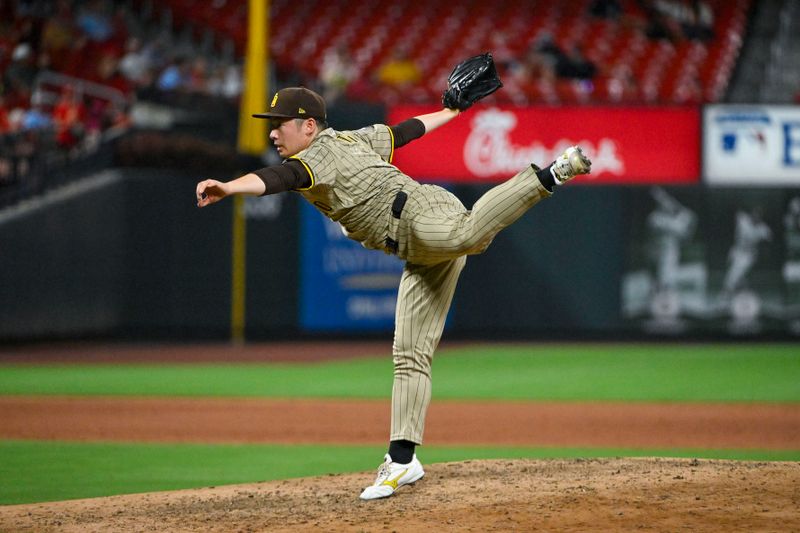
252, 112, 326, 121
252, 112, 296, 119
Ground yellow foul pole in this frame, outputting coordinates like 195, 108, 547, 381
232, 0, 269, 344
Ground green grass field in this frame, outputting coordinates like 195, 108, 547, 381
1, 343, 798, 505
1, 343, 798, 401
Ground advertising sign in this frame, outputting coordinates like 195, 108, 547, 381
704, 105, 800, 185
388, 106, 700, 184
299, 202, 403, 331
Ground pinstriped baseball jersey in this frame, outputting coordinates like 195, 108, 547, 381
291, 125, 411, 251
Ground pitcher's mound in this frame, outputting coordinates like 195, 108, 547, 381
2, 458, 798, 532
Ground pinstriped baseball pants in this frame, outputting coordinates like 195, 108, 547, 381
390, 166, 550, 443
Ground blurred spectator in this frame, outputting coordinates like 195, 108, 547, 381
75, 0, 113, 43
218, 63, 243, 99
557, 45, 597, 80
638, 0, 680, 41
205, 63, 226, 97
157, 57, 189, 91
95, 52, 132, 96
376, 49, 421, 88
119, 37, 152, 89
139, 33, 170, 74
680, 0, 715, 41
319, 45, 356, 102
186, 57, 209, 94
589, 0, 623, 18
40, 0, 75, 71
102, 101, 130, 136
84, 97, 105, 135
532, 31, 565, 70
7, 107, 26, 132
21, 98, 52, 131
525, 34, 597, 82
644, 0, 714, 42
510, 41, 547, 89
4, 43, 37, 94
52, 85, 85, 150
82, 96, 129, 149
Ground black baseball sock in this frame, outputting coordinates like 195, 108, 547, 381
535, 163, 556, 192
388, 440, 416, 464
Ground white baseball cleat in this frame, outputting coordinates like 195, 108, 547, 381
550, 145, 592, 184
359, 454, 425, 500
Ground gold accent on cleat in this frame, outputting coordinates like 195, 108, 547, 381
380, 469, 409, 490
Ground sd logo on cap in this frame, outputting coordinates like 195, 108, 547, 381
253, 87, 327, 122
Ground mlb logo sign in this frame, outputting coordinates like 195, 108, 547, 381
704, 105, 800, 184
720, 129, 768, 153
716, 109, 769, 155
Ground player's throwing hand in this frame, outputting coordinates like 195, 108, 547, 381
196, 179, 228, 207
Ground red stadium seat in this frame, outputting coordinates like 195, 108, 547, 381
142, 0, 752, 106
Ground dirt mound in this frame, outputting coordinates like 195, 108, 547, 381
2, 458, 798, 532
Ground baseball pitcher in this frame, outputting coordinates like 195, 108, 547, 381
196, 53, 592, 500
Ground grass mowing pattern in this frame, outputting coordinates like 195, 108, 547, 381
0, 344, 798, 402
1, 440, 798, 505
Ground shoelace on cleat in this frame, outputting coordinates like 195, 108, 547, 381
373, 462, 391, 484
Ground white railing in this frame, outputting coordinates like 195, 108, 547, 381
32, 70, 130, 110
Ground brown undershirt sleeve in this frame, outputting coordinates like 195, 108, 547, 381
252, 159, 311, 195
390, 118, 426, 148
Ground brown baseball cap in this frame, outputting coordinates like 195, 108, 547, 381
252, 87, 327, 121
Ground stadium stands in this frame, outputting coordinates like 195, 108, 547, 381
138, 0, 752, 105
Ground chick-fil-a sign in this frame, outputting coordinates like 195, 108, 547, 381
387, 106, 700, 184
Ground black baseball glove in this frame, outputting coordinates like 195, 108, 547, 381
442, 52, 503, 111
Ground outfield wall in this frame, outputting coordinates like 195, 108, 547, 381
2, 103, 800, 342
2, 168, 799, 342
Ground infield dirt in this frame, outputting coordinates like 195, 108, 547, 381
1, 396, 799, 449
1, 458, 799, 532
